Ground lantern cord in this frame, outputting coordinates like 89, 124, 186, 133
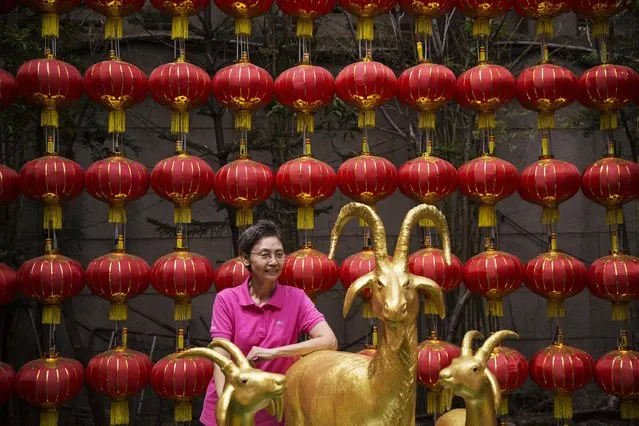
48, 324, 56, 355
539, 34, 546, 62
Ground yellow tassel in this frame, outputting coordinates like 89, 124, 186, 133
600, 111, 618, 130
42, 305, 61, 324
487, 299, 503, 317
235, 18, 252, 36
111, 399, 129, 425
426, 390, 440, 414
296, 17, 313, 38
174, 205, 192, 224
478, 111, 496, 129
174, 300, 192, 321
109, 205, 127, 224
172, 16, 190, 40
40, 407, 58, 426
297, 206, 314, 230
175, 401, 193, 422
42, 14, 60, 38
236, 208, 253, 227
235, 110, 252, 131
415, 15, 433, 36
498, 396, 509, 415
358, 110, 376, 128
41, 109, 59, 128
612, 302, 629, 321
109, 302, 128, 321
542, 207, 559, 224
419, 218, 436, 227
171, 111, 190, 135
620, 399, 639, 419
472, 17, 490, 37
536, 17, 553, 38
547, 299, 566, 318
418, 111, 436, 130
357, 17, 374, 41
296, 113, 314, 133
538, 110, 555, 129
605, 207, 624, 225
362, 300, 373, 318
424, 297, 438, 315
108, 110, 126, 133
43, 204, 63, 229
593, 17, 609, 38
478, 204, 497, 227
553, 393, 572, 420
105, 16, 123, 39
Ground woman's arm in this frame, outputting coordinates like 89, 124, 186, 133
212, 347, 231, 398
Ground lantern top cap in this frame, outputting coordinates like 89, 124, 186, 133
553, 328, 565, 345
617, 330, 628, 351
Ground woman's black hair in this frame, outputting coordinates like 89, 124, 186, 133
237, 220, 283, 263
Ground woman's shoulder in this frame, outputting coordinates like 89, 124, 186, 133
215, 284, 246, 303
276, 283, 308, 300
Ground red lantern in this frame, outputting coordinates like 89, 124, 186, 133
86, 338, 152, 426
16, 56, 84, 128
86, 236, 151, 321
151, 348, 214, 422
456, 52, 516, 129
213, 257, 249, 292
529, 331, 594, 422
569, 0, 630, 37
85, 0, 146, 39
276, 0, 336, 37
456, 0, 513, 36
581, 152, 639, 225
84, 57, 148, 133
457, 153, 518, 228
339, 248, 392, 318
338, 0, 395, 40
213, 0, 273, 35
274, 57, 335, 133
595, 336, 639, 419
150, 0, 210, 39
276, 147, 337, 229
213, 154, 275, 227
20, 153, 85, 229
0, 263, 18, 305
463, 238, 524, 317
150, 234, 215, 320
518, 144, 581, 224
0, 0, 17, 13
417, 331, 460, 414
211, 55, 273, 131
0, 362, 15, 406
335, 58, 397, 128
20, 0, 81, 37
576, 64, 638, 130
16, 354, 84, 426
397, 61, 456, 130
0, 164, 20, 204
513, 0, 569, 36
398, 148, 458, 209
409, 238, 463, 314
516, 62, 576, 129
487, 344, 528, 415
149, 59, 211, 135
17, 239, 84, 324
397, 0, 455, 35
0, 69, 17, 109
151, 150, 214, 224
279, 243, 339, 299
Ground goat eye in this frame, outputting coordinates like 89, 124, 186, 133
472, 366, 479, 373
241, 378, 249, 384
402, 280, 409, 288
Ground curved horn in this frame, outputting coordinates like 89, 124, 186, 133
216, 385, 234, 426
411, 276, 445, 319
177, 347, 237, 375
394, 204, 451, 265
209, 338, 251, 369
328, 203, 388, 266
343, 271, 375, 317
474, 330, 519, 363
461, 330, 484, 356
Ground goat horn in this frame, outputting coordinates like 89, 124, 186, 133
177, 347, 237, 375
329, 202, 388, 267
411, 276, 445, 318
474, 330, 519, 363
343, 271, 375, 317
394, 204, 451, 265
209, 338, 251, 369
461, 330, 484, 356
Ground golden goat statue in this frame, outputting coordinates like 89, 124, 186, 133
436, 330, 519, 426
284, 202, 450, 426
178, 338, 286, 426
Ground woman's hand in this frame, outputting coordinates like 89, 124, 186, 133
246, 346, 278, 364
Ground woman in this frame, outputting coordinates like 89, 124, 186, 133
201, 220, 338, 426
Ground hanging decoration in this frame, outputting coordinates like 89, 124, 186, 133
212, 0, 273, 36
569, 0, 630, 38
85, 0, 146, 40
339, 247, 392, 318
279, 243, 339, 300
417, 330, 460, 414
0, 263, 17, 305
513, 0, 570, 37
213, 257, 250, 292
338, 0, 396, 41
0, 362, 15, 406
0, 164, 20, 204
456, 0, 513, 37
486, 343, 528, 415
397, 0, 455, 36
21, 0, 81, 38
0, 69, 17, 109
150, 0, 210, 39
276, 0, 336, 38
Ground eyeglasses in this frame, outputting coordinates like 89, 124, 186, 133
251, 250, 286, 262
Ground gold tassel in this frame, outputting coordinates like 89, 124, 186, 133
478, 111, 496, 129
612, 302, 629, 321
536, 17, 553, 38
296, 17, 313, 38
593, 17, 610, 38
358, 110, 376, 128
415, 15, 433, 36
419, 218, 436, 227
236, 207, 253, 227
547, 299, 566, 318
235, 18, 252, 36
620, 399, 639, 419
605, 207, 624, 225
235, 110, 252, 131
171, 111, 190, 135
109, 205, 127, 224
42, 305, 61, 324
553, 393, 572, 420
108, 110, 126, 133
362, 300, 373, 318
424, 297, 438, 315
41, 109, 59, 128
297, 206, 314, 230
111, 399, 129, 425
487, 299, 504, 317
175, 401, 193, 422
542, 207, 559, 224
174, 205, 192, 224
40, 407, 58, 426
42, 14, 60, 38
478, 204, 497, 227
472, 17, 490, 37
418, 111, 436, 130
538, 110, 555, 129
43, 204, 63, 229
600, 111, 618, 130
357, 17, 374, 41
105, 16, 123, 40
109, 302, 128, 321
172, 16, 190, 40
426, 390, 440, 414
174, 299, 192, 321
498, 396, 509, 415
296, 113, 314, 133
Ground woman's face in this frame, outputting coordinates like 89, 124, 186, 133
243, 236, 285, 284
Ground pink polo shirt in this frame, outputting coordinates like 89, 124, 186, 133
200, 278, 325, 426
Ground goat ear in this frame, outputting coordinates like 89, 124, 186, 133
485, 369, 501, 413
216, 385, 234, 426
410, 274, 445, 319
343, 271, 375, 318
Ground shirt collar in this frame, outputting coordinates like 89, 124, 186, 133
239, 277, 284, 309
